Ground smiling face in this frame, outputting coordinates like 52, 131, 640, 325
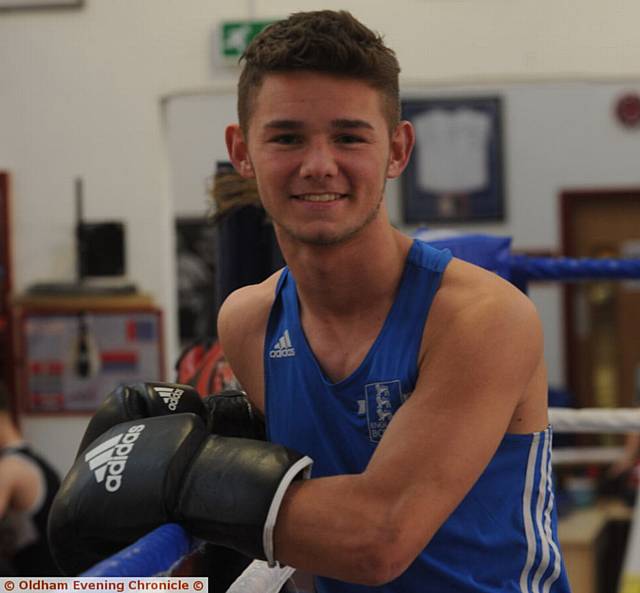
226, 72, 414, 248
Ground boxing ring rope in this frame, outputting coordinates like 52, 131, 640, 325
550, 408, 640, 434
81, 525, 296, 591
78, 253, 640, 589
508, 255, 640, 293
82, 524, 194, 577
509, 255, 640, 281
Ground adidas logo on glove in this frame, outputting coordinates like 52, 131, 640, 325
153, 386, 184, 411
84, 424, 145, 492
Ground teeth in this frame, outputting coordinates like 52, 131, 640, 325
296, 193, 342, 202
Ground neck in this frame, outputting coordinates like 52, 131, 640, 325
277, 218, 412, 319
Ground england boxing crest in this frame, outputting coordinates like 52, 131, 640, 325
364, 380, 405, 443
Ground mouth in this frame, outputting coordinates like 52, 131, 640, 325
291, 193, 347, 202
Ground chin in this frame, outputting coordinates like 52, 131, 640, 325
293, 227, 362, 247
278, 213, 379, 247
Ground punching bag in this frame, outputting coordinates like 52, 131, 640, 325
211, 162, 283, 313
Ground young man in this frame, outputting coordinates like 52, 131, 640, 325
219, 9, 571, 592
48, 10, 571, 592
0, 382, 60, 575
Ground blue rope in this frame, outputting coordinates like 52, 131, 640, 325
508, 256, 640, 281
81, 524, 196, 577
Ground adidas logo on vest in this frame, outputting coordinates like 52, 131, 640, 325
84, 424, 145, 492
153, 386, 184, 411
270, 329, 296, 358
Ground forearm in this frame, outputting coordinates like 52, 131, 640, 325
273, 474, 415, 586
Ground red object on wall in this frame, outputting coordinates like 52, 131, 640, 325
615, 92, 640, 128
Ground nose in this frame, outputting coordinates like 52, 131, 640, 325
299, 139, 338, 180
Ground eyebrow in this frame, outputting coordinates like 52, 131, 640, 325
331, 119, 374, 130
263, 120, 303, 130
262, 119, 375, 131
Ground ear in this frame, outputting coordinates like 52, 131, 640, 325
386, 120, 415, 179
225, 124, 255, 178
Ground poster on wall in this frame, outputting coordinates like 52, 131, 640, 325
402, 96, 505, 224
23, 311, 162, 413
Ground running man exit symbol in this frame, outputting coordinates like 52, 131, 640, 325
220, 20, 277, 58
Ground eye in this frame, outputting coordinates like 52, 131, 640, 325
269, 134, 301, 145
335, 134, 366, 144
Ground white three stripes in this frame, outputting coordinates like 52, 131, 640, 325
519, 430, 562, 593
275, 330, 293, 350
542, 438, 562, 593
84, 433, 123, 482
85, 434, 122, 468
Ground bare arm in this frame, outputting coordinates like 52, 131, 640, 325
218, 269, 545, 585
0, 455, 43, 517
217, 274, 280, 413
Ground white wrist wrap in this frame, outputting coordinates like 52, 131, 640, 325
262, 455, 313, 567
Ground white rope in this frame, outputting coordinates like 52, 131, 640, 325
549, 407, 640, 433
551, 446, 624, 465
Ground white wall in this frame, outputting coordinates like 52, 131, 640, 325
165, 80, 640, 389
2, 0, 640, 475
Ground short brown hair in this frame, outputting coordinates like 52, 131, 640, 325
237, 10, 401, 133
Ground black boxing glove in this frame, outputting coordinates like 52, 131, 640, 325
76, 382, 206, 456
48, 414, 312, 576
76, 385, 267, 589
203, 390, 266, 440
200, 390, 267, 591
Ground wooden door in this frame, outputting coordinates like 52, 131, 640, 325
562, 189, 640, 413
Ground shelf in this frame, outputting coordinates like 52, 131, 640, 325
13, 292, 155, 311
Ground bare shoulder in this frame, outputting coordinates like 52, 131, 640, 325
217, 271, 280, 336
0, 453, 43, 513
421, 257, 545, 415
427, 257, 542, 349
217, 270, 283, 410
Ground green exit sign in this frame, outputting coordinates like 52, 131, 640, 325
220, 20, 277, 58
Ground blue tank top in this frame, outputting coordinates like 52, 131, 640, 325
265, 239, 571, 593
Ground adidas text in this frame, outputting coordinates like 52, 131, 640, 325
270, 348, 295, 358
84, 424, 145, 492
